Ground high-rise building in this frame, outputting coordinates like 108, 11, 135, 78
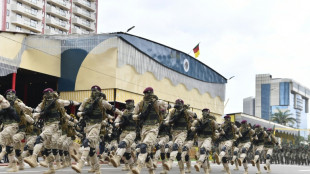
1, 0, 97, 35
243, 96, 255, 115
255, 74, 310, 138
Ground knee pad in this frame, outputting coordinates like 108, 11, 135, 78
172, 143, 179, 151
185, 154, 189, 161
111, 146, 116, 151
82, 138, 90, 148
267, 154, 271, 159
221, 146, 226, 152
155, 144, 161, 151
0, 146, 2, 152
15, 149, 21, 157
255, 151, 260, 155
136, 144, 141, 149
35, 136, 43, 145
165, 144, 170, 149
64, 151, 69, 156
176, 152, 182, 161
234, 151, 238, 155
166, 153, 170, 159
124, 152, 131, 160
182, 146, 189, 152
241, 148, 247, 153
59, 150, 64, 156
243, 158, 247, 163
52, 149, 58, 156
146, 154, 151, 162
24, 145, 29, 151
160, 153, 166, 160
222, 157, 227, 163
45, 149, 52, 156
6, 146, 13, 154
140, 143, 147, 154
200, 147, 206, 154
89, 148, 96, 157
118, 141, 127, 148
29, 150, 33, 155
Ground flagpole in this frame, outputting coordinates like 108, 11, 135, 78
188, 42, 200, 55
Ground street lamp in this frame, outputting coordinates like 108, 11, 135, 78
126, 26, 135, 33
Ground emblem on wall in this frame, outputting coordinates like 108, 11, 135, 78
183, 59, 189, 72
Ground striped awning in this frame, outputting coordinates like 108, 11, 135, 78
59, 89, 115, 102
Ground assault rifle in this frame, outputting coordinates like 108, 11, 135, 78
40, 100, 56, 119
138, 102, 153, 125
169, 109, 185, 124
83, 97, 101, 119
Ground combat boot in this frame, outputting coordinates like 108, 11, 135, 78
110, 155, 122, 167
24, 155, 38, 168
185, 160, 191, 173
214, 153, 222, 165
148, 168, 155, 174
203, 167, 210, 174
40, 157, 49, 168
122, 163, 130, 171
233, 161, 239, 170
7, 162, 18, 172
72, 160, 84, 173
17, 156, 25, 170
43, 161, 55, 174
55, 161, 62, 170
88, 165, 96, 173
178, 161, 185, 174
255, 161, 261, 174
132, 163, 143, 174
7, 154, 18, 172
163, 159, 173, 170
194, 161, 202, 172
223, 163, 231, 174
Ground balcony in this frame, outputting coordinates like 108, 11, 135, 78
11, 4, 43, 21
71, 27, 91, 34
44, 28, 59, 35
17, 0, 43, 9
46, 6, 69, 21
45, 18, 69, 31
71, 17, 95, 31
10, 16, 42, 33
72, 7, 95, 21
46, 0, 70, 10
73, 0, 96, 12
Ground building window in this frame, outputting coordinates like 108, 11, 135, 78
31, 8, 38, 15
279, 82, 290, 106
7, 0, 10, 4
17, 2, 22, 6
30, 19, 37, 27
16, 26, 21, 31
46, 25, 50, 29
47, 14, 50, 18
7, 10, 10, 16
6, 22, 9, 29
261, 84, 271, 120
17, 14, 22, 19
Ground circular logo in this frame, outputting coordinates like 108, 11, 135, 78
183, 59, 189, 72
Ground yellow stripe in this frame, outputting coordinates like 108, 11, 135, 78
59, 89, 115, 102
194, 50, 200, 58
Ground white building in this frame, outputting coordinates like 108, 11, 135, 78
243, 96, 255, 115
0, 0, 97, 35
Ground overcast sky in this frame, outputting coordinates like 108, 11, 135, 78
97, 0, 310, 115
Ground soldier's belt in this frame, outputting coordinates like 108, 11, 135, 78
172, 127, 187, 130
198, 134, 212, 138
46, 117, 59, 123
123, 127, 136, 131
86, 119, 102, 124
142, 119, 159, 125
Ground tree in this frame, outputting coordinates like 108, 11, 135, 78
271, 108, 296, 126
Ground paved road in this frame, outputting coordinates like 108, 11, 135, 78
0, 162, 310, 174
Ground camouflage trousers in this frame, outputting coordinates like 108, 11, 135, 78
170, 130, 187, 161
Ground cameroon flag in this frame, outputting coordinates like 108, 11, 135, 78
193, 44, 200, 58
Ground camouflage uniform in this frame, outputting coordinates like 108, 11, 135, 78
263, 128, 278, 173
163, 99, 195, 174
24, 88, 77, 174
72, 85, 122, 174
250, 124, 268, 174
131, 87, 167, 174
235, 120, 255, 174
191, 108, 218, 174
214, 115, 238, 174
110, 99, 137, 171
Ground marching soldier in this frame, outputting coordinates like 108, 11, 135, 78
263, 128, 279, 173
214, 115, 238, 174
110, 99, 137, 171
251, 124, 267, 174
71, 85, 123, 174
5, 89, 34, 172
163, 99, 195, 174
235, 120, 255, 174
131, 87, 167, 174
191, 108, 218, 174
